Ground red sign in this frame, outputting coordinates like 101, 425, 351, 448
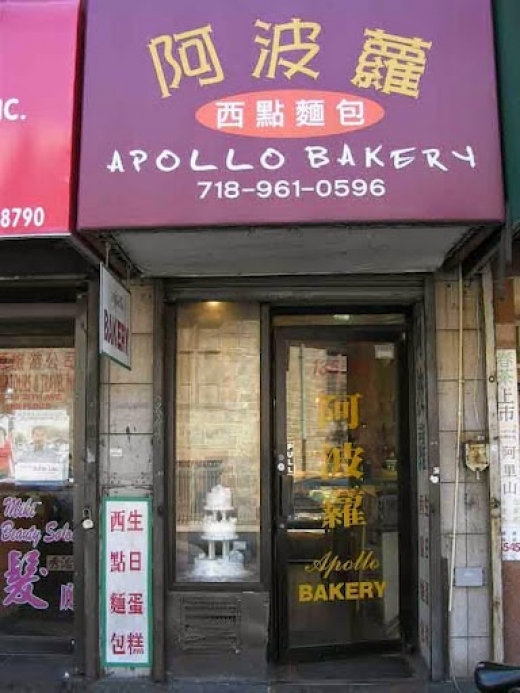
0, 0, 80, 238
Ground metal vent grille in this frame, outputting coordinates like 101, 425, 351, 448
179, 596, 241, 652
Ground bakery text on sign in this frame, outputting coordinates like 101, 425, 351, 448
103, 291, 130, 357
299, 550, 386, 603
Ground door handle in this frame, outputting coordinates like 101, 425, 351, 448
286, 443, 294, 475
286, 528, 326, 534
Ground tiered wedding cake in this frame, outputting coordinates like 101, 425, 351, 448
192, 484, 247, 579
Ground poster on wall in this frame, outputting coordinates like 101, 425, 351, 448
79, 0, 503, 230
0, 349, 74, 485
102, 498, 152, 667
496, 349, 520, 560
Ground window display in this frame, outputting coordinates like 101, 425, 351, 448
175, 303, 260, 582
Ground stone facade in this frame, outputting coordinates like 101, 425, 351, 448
99, 279, 493, 680
436, 274, 490, 676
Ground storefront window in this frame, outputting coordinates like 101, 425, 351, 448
0, 348, 74, 637
175, 303, 260, 582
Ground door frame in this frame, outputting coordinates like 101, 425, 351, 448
271, 322, 413, 662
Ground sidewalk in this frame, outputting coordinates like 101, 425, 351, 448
0, 655, 480, 693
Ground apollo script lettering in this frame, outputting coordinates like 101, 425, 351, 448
298, 550, 386, 603
305, 550, 380, 578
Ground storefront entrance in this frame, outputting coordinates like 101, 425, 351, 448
273, 317, 413, 660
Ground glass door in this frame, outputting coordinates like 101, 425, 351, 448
0, 347, 75, 642
273, 325, 406, 658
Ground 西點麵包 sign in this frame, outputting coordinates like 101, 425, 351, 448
78, 0, 504, 229
100, 267, 131, 370
0, 0, 80, 237
102, 498, 152, 667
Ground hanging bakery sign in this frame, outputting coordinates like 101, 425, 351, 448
78, 0, 503, 230
99, 266, 132, 370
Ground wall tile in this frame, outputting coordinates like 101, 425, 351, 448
99, 433, 153, 489
100, 384, 153, 435
110, 334, 153, 385
435, 278, 481, 331
468, 588, 490, 637
436, 330, 485, 382
438, 381, 458, 433
441, 482, 467, 534
130, 283, 154, 334
449, 587, 468, 637
450, 637, 469, 677
465, 484, 489, 534
467, 534, 489, 567
437, 380, 486, 434
442, 532, 467, 566
468, 636, 490, 671
463, 380, 486, 434
440, 431, 460, 483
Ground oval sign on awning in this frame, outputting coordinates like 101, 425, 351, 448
196, 90, 385, 138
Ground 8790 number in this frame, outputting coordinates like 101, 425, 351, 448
0, 207, 45, 229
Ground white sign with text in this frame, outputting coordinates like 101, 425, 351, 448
497, 349, 520, 560
100, 266, 131, 369
102, 498, 151, 667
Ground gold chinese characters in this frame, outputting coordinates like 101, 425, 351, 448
148, 20, 432, 99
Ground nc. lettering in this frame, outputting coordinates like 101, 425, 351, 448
0, 98, 25, 122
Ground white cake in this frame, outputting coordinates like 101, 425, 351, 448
205, 484, 233, 511
189, 483, 248, 579
193, 549, 245, 579
202, 514, 237, 541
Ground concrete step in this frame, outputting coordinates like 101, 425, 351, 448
69, 680, 476, 693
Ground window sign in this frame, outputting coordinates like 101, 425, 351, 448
100, 266, 131, 370
0, 348, 75, 638
102, 498, 152, 667
496, 349, 520, 560
0, 349, 74, 486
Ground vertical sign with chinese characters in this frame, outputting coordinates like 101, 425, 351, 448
496, 350, 520, 560
102, 498, 152, 667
